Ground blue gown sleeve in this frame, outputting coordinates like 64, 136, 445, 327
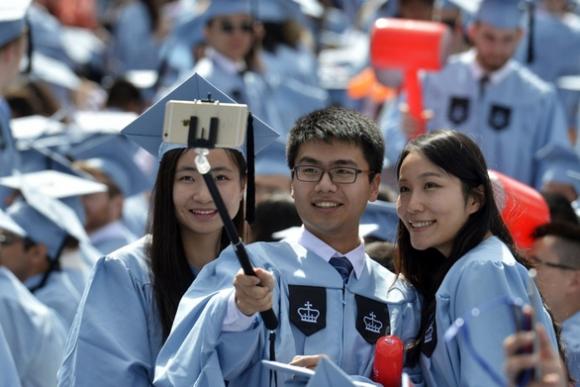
0, 324, 22, 387
154, 248, 266, 387
533, 87, 579, 189
445, 259, 557, 386
58, 255, 157, 386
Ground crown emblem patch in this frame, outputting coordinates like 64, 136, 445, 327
289, 285, 326, 336
298, 301, 320, 324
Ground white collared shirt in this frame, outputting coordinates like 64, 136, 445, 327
223, 227, 366, 331
297, 226, 365, 280
468, 49, 512, 85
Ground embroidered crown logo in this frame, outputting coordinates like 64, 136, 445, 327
297, 301, 320, 324
363, 312, 383, 334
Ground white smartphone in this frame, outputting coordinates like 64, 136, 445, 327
163, 99, 248, 149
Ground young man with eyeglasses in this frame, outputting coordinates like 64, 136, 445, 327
529, 222, 580, 383
155, 106, 421, 386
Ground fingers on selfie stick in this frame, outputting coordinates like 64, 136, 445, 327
373, 335, 404, 387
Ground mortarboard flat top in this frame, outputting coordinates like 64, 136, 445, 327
254, 0, 304, 23
0, 170, 106, 199
0, 0, 32, 47
200, 0, 252, 23
6, 186, 89, 259
450, 0, 526, 29
121, 72, 279, 159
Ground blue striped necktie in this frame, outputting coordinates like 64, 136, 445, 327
329, 256, 353, 284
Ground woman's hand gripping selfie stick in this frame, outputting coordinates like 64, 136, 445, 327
194, 148, 278, 331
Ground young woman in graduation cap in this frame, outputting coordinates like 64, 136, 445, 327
57, 73, 278, 386
394, 130, 561, 386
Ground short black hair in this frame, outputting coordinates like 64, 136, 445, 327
286, 106, 384, 177
532, 222, 580, 269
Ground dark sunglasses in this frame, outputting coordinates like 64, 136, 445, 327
219, 20, 254, 34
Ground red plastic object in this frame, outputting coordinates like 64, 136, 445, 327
371, 18, 450, 137
489, 170, 551, 250
373, 335, 404, 387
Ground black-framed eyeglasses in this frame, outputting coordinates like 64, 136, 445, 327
0, 232, 19, 247
219, 20, 254, 34
528, 255, 578, 271
293, 165, 370, 184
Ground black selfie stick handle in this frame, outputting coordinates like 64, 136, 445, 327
201, 173, 278, 330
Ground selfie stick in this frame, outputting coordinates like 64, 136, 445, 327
190, 118, 278, 331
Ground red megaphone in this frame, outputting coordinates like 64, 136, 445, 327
489, 170, 551, 250
371, 18, 450, 138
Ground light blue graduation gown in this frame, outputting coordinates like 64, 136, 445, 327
109, 1, 164, 75
90, 220, 138, 256
122, 193, 150, 238
154, 240, 422, 387
60, 243, 102, 294
0, 267, 66, 387
0, 98, 18, 208
381, 50, 577, 189
0, 324, 21, 387
514, 9, 580, 129
58, 236, 162, 386
515, 9, 580, 83
562, 311, 580, 386
26, 270, 81, 329
419, 236, 557, 387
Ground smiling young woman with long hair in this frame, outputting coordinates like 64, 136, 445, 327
57, 145, 247, 387
395, 130, 559, 386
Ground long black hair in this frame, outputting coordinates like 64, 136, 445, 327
149, 148, 247, 339
394, 130, 523, 364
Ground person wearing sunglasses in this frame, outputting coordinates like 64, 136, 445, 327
529, 222, 580, 385
394, 130, 559, 386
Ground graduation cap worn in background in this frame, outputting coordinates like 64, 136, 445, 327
0, 0, 32, 47
121, 72, 279, 223
5, 185, 88, 261
450, 0, 536, 63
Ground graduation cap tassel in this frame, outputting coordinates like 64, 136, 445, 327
245, 114, 255, 224
526, 1, 535, 64
25, 15, 33, 74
